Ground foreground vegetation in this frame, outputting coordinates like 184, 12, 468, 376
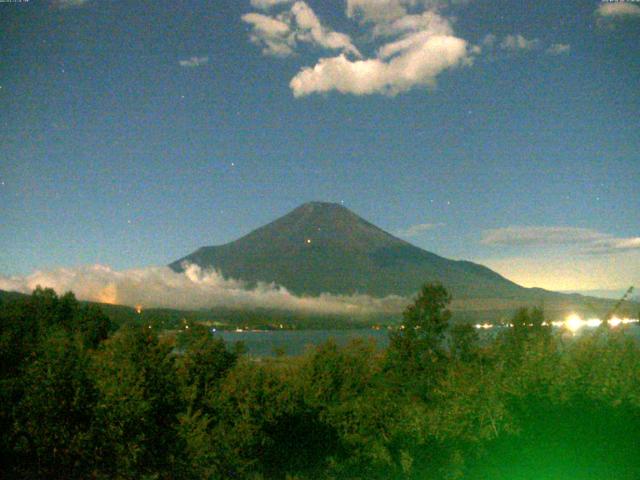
1, 285, 640, 479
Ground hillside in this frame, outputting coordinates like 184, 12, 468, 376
169, 202, 566, 302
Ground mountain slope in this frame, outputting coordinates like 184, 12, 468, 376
170, 202, 547, 300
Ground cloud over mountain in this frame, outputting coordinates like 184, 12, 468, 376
0, 263, 405, 314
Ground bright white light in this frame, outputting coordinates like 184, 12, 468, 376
560, 314, 640, 331
466, 314, 638, 333
585, 318, 602, 328
565, 313, 584, 333
474, 323, 493, 329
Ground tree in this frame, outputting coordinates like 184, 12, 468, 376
89, 326, 184, 478
450, 323, 480, 362
176, 326, 239, 411
500, 307, 551, 363
75, 305, 113, 349
12, 330, 97, 479
387, 283, 452, 387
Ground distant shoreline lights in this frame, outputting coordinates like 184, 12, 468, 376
474, 313, 639, 333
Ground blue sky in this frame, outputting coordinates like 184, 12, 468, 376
0, 0, 639, 293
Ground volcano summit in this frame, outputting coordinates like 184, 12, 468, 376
170, 202, 547, 301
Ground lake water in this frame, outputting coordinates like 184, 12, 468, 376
213, 329, 390, 356
213, 324, 640, 357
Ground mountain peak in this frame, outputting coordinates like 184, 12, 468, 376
289, 201, 357, 220
170, 203, 525, 298
296, 201, 345, 210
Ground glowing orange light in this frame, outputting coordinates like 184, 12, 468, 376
96, 284, 117, 305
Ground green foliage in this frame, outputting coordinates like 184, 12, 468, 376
449, 323, 480, 362
89, 326, 184, 478
208, 359, 307, 477
299, 339, 401, 477
176, 325, 239, 410
387, 283, 452, 398
2, 286, 640, 479
0, 288, 116, 477
497, 306, 552, 363
12, 330, 97, 478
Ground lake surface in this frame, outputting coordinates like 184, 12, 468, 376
213, 329, 390, 356
214, 324, 640, 357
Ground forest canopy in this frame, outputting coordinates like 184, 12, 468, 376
1, 285, 640, 479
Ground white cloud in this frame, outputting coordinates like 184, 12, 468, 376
372, 10, 454, 37
250, 0, 294, 10
0, 263, 406, 314
396, 222, 442, 237
242, 3, 360, 57
290, 1, 361, 56
596, 2, 640, 18
290, 31, 469, 96
345, 0, 470, 24
346, 0, 409, 24
500, 34, 540, 51
243, 1, 564, 97
481, 226, 640, 255
481, 226, 606, 246
546, 43, 570, 55
242, 13, 294, 57
179, 56, 209, 68
481, 33, 565, 56
588, 237, 640, 255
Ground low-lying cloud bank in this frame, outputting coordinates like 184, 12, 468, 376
0, 263, 407, 315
